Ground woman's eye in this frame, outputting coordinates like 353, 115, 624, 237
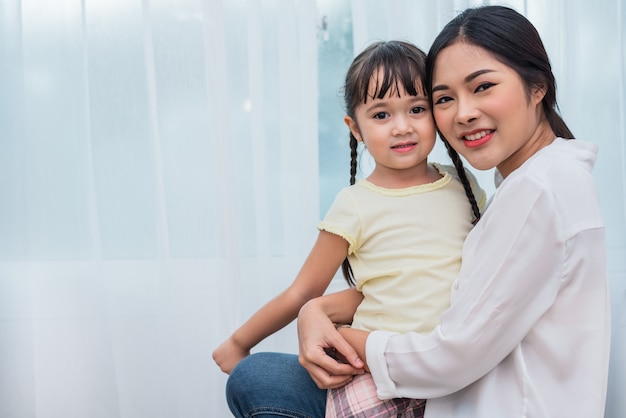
434, 96, 452, 105
475, 82, 494, 93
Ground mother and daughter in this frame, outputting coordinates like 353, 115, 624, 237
215, 5, 610, 417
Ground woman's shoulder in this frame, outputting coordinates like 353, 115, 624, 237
515, 138, 599, 184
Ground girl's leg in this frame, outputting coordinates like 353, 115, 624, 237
402, 399, 427, 417
326, 373, 425, 418
226, 352, 327, 418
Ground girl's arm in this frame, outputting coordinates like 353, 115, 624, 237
212, 230, 348, 374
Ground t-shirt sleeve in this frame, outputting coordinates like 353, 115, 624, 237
317, 188, 361, 255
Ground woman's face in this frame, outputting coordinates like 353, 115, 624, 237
431, 41, 550, 177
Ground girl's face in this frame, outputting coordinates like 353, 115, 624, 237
431, 41, 551, 177
345, 72, 437, 188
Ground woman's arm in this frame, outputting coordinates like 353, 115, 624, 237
212, 230, 348, 374
366, 176, 572, 399
297, 288, 366, 388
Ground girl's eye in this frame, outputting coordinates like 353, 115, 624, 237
411, 106, 426, 114
475, 82, 494, 93
434, 96, 452, 105
373, 112, 388, 120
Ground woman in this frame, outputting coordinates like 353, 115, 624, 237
227, 6, 610, 417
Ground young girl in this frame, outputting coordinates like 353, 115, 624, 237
216, 40, 485, 416
319, 40, 485, 418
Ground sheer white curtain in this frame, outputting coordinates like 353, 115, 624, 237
0, 0, 318, 416
0, 0, 624, 417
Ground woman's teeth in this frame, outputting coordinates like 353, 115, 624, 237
464, 130, 491, 141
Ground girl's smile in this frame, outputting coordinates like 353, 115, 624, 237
391, 141, 418, 152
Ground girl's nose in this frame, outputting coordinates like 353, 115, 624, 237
392, 115, 413, 136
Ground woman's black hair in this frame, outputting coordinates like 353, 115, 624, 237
339, 40, 481, 286
425, 5, 574, 140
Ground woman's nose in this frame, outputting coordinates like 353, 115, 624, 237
455, 98, 479, 125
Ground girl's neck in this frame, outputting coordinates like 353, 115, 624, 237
366, 163, 442, 189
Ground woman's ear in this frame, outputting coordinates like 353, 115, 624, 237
344, 115, 362, 142
531, 84, 547, 106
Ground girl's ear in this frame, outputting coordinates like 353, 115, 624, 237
344, 115, 363, 142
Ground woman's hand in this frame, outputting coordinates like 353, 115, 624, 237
297, 296, 365, 389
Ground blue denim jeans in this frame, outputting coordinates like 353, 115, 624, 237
226, 352, 327, 418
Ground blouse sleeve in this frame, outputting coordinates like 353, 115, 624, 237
366, 174, 567, 399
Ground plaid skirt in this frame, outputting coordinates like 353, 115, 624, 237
326, 373, 425, 418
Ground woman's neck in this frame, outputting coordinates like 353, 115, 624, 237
498, 122, 556, 178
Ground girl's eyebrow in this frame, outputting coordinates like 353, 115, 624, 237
364, 102, 388, 112
364, 94, 428, 112
432, 69, 496, 93
410, 94, 430, 101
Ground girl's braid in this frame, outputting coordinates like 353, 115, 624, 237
341, 133, 359, 286
348, 133, 358, 186
442, 138, 481, 224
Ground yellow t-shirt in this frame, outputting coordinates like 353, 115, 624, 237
318, 164, 486, 334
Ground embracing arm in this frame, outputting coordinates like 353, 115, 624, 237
297, 287, 366, 388
212, 230, 348, 374
367, 177, 570, 399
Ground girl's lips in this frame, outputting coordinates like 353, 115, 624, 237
391, 142, 418, 153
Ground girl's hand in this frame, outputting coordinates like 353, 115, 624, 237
212, 337, 250, 374
297, 299, 365, 389
337, 327, 370, 372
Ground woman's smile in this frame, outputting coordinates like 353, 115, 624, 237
460, 130, 494, 148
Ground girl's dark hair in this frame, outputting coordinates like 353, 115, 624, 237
339, 40, 480, 286
426, 5, 574, 140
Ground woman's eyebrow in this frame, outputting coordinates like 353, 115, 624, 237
465, 69, 495, 82
432, 69, 496, 93
431, 84, 449, 94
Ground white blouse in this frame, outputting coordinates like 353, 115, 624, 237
366, 139, 611, 417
